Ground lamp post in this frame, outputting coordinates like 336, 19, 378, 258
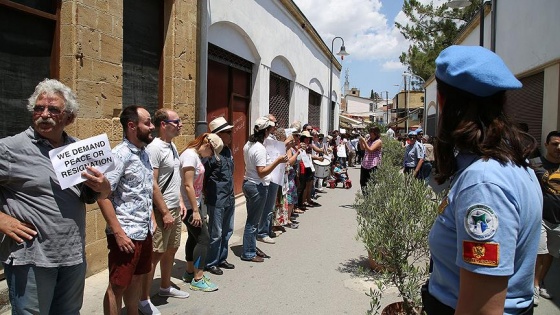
403, 72, 426, 132
328, 37, 349, 133
448, 0, 494, 50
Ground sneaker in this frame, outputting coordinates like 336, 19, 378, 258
138, 300, 161, 315
190, 276, 218, 292
158, 287, 189, 299
257, 236, 276, 244
540, 286, 552, 299
534, 286, 540, 306
182, 271, 194, 283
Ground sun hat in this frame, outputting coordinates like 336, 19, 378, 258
209, 116, 233, 133
206, 133, 224, 161
254, 116, 275, 131
435, 45, 522, 97
300, 131, 313, 138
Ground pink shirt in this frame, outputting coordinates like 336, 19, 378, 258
361, 138, 381, 169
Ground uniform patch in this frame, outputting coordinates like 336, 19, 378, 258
463, 241, 499, 267
464, 204, 498, 240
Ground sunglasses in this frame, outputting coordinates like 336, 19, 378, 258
33, 105, 64, 116
164, 119, 181, 125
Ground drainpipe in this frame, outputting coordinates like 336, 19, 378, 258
491, 0, 497, 52
195, 0, 209, 136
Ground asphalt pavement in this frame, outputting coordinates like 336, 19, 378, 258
1, 166, 559, 314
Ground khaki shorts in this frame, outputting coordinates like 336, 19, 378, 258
539, 220, 560, 257
152, 207, 182, 253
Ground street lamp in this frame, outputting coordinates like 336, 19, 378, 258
328, 37, 349, 133
403, 72, 426, 133
448, 0, 493, 49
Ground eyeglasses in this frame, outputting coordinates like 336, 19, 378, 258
33, 105, 64, 116
164, 119, 181, 125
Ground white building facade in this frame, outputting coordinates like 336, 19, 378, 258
424, 0, 560, 149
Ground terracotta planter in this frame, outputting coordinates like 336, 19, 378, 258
381, 301, 423, 315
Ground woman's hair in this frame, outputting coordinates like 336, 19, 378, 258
248, 128, 267, 143
183, 132, 211, 153
369, 126, 381, 140
434, 78, 537, 184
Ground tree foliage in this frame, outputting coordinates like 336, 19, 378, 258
396, 0, 483, 80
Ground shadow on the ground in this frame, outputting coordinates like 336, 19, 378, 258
337, 255, 381, 280
339, 204, 355, 209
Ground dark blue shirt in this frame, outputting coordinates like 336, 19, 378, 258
203, 146, 234, 207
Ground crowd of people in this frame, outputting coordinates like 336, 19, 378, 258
1, 44, 558, 315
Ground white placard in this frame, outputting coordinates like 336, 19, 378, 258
264, 139, 286, 160
300, 151, 312, 167
49, 134, 115, 190
337, 143, 347, 158
284, 128, 295, 138
270, 163, 286, 186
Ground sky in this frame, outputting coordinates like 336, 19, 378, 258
292, 0, 424, 100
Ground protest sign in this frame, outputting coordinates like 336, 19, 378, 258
49, 133, 114, 189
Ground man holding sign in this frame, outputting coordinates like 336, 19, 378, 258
0, 79, 111, 314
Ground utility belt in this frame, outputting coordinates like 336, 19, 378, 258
421, 282, 533, 315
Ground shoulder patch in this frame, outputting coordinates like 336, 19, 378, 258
463, 241, 499, 267
464, 204, 498, 240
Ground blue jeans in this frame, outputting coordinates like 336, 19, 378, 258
257, 182, 280, 239
242, 181, 268, 260
206, 203, 235, 267
3, 262, 86, 315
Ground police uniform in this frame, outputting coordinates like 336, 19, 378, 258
428, 153, 542, 314
425, 45, 543, 315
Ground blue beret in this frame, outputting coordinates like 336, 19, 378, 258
408, 131, 417, 136
435, 45, 522, 97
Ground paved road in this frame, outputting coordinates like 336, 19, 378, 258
2, 167, 559, 314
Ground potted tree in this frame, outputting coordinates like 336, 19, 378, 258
355, 136, 438, 315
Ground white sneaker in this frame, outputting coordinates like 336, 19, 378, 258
540, 286, 552, 299
257, 236, 276, 244
138, 300, 161, 315
533, 286, 540, 306
158, 286, 190, 299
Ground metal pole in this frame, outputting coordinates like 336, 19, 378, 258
404, 75, 408, 133
385, 91, 389, 125
328, 36, 345, 133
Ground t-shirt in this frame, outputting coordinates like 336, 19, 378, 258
146, 138, 181, 208
243, 141, 270, 185
179, 148, 205, 213
533, 156, 560, 223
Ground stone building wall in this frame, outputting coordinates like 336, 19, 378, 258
57, 0, 198, 276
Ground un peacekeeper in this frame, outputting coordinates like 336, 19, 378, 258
0, 79, 111, 314
425, 46, 542, 315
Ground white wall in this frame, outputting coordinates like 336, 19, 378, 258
345, 95, 372, 113
208, 0, 341, 131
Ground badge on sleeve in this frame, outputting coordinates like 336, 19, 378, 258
464, 204, 498, 241
463, 241, 499, 267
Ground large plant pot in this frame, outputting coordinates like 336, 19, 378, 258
381, 301, 423, 315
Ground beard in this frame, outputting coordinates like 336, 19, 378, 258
137, 127, 153, 145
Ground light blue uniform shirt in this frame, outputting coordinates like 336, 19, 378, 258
428, 153, 542, 314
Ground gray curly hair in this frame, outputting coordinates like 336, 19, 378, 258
27, 79, 79, 116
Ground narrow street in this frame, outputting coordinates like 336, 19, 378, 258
80, 167, 375, 314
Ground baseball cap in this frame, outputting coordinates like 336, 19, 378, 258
254, 116, 275, 131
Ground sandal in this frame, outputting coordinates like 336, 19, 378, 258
294, 209, 305, 214
284, 222, 299, 229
